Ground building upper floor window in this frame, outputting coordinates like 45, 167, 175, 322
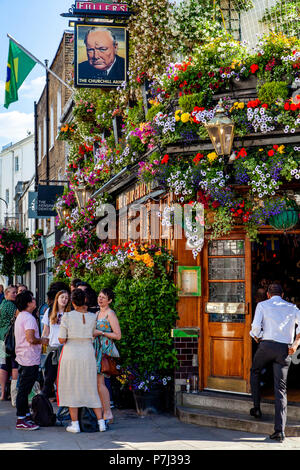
38, 126, 42, 164
50, 105, 54, 149
5, 189, 9, 204
15, 156, 19, 172
57, 89, 62, 134
43, 117, 46, 157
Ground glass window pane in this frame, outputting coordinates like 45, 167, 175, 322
209, 258, 245, 280
209, 282, 245, 302
209, 240, 244, 256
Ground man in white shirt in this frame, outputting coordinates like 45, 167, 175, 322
250, 283, 300, 442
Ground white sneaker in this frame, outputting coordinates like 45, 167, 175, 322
98, 419, 106, 432
66, 421, 80, 433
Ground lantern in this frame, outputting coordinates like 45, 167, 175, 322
205, 100, 235, 156
74, 186, 91, 210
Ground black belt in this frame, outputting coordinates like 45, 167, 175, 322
261, 340, 289, 345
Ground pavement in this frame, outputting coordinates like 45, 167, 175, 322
1, 400, 300, 452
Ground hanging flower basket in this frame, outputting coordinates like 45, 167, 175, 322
268, 208, 299, 231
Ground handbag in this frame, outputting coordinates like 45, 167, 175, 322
101, 353, 120, 376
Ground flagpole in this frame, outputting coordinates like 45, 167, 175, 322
7, 34, 74, 93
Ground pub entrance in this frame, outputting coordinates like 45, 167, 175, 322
251, 233, 300, 402
202, 232, 300, 396
202, 234, 252, 393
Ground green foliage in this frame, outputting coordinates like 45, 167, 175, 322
178, 92, 205, 112
258, 82, 289, 107
85, 270, 119, 295
114, 276, 178, 375
146, 103, 164, 122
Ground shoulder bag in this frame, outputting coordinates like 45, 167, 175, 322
4, 316, 16, 357
101, 353, 120, 376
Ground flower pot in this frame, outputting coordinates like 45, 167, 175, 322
268, 208, 299, 231
133, 385, 167, 416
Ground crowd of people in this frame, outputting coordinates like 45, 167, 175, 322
0, 279, 121, 433
1, 278, 300, 443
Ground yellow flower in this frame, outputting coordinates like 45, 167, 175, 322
175, 110, 182, 122
207, 152, 218, 163
155, 251, 162, 256
238, 102, 245, 109
278, 145, 285, 154
259, 148, 264, 151
181, 113, 190, 123
149, 99, 159, 106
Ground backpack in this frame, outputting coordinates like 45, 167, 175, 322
56, 406, 71, 426
78, 407, 99, 432
31, 393, 56, 427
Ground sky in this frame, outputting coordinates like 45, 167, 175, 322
0, 0, 74, 149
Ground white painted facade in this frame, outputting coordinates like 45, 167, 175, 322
0, 134, 35, 228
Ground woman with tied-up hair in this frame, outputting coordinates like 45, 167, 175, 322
56, 288, 103, 433
41, 290, 71, 399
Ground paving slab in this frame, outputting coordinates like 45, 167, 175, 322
1, 399, 300, 451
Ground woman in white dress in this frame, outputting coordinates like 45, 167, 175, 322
56, 288, 104, 433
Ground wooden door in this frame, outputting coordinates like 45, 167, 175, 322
202, 235, 252, 393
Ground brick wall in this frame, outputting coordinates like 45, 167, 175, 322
174, 337, 199, 392
37, 31, 74, 185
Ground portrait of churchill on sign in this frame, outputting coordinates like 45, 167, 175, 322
75, 24, 127, 88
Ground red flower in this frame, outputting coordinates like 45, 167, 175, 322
284, 102, 290, 111
250, 64, 259, 74
290, 103, 297, 111
193, 153, 204, 164
247, 99, 261, 108
173, 76, 179, 82
161, 154, 169, 164
268, 150, 274, 157
262, 103, 268, 109
236, 147, 247, 159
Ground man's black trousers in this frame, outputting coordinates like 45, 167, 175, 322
16, 365, 39, 417
250, 340, 291, 433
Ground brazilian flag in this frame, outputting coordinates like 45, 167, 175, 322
4, 39, 36, 109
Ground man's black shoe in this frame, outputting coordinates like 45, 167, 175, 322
250, 407, 262, 418
269, 431, 285, 442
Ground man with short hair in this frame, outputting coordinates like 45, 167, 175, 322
78, 28, 125, 80
0, 285, 17, 401
250, 283, 300, 442
14, 291, 48, 430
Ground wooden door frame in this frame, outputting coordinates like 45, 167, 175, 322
200, 232, 252, 393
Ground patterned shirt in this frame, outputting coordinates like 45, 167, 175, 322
0, 299, 17, 339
